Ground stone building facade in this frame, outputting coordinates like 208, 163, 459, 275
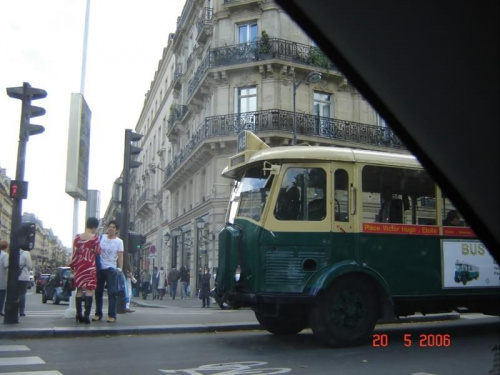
112, 0, 406, 291
0, 167, 70, 273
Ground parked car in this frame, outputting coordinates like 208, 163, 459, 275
41, 267, 74, 305
28, 271, 34, 289
36, 274, 50, 293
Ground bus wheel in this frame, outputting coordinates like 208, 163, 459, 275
309, 277, 378, 347
255, 306, 307, 335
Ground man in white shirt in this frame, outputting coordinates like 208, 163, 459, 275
93, 220, 123, 323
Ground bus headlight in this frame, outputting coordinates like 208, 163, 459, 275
234, 266, 241, 282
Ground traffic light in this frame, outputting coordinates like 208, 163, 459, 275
18, 222, 36, 251
112, 177, 122, 203
6, 82, 46, 141
128, 232, 146, 253
9, 180, 28, 199
125, 130, 143, 170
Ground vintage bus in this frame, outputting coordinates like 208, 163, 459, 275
455, 261, 480, 285
214, 131, 499, 347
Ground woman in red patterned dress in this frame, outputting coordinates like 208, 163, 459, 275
70, 217, 100, 323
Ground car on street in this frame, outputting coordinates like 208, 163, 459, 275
42, 267, 74, 305
28, 270, 34, 289
36, 273, 50, 293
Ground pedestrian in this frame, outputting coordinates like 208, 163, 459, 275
0, 240, 9, 316
124, 268, 136, 312
179, 265, 188, 299
92, 220, 123, 323
69, 217, 100, 324
152, 266, 159, 300
168, 266, 180, 300
18, 247, 33, 317
158, 266, 166, 300
140, 268, 151, 299
200, 267, 211, 308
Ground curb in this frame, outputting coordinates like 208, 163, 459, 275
0, 322, 263, 340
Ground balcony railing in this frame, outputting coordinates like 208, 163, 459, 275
174, 63, 183, 81
137, 188, 154, 211
196, 7, 213, 37
167, 105, 189, 133
224, 0, 260, 4
186, 52, 195, 71
165, 109, 405, 178
175, 0, 193, 35
187, 38, 339, 97
188, 54, 211, 96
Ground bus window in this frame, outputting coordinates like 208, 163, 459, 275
361, 165, 436, 225
334, 169, 349, 222
443, 197, 468, 227
274, 167, 327, 221
237, 165, 273, 222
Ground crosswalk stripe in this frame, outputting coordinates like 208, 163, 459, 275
0, 357, 45, 366
0, 372, 63, 375
0, 346, 30, 352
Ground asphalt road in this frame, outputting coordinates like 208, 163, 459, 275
1, 316, 498, 375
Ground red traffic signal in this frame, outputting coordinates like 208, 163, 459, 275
9, 180, 28, 199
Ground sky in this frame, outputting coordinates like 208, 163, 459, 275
0, 0, 186, 248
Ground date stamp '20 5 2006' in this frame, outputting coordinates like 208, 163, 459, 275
372, 333, 451, 348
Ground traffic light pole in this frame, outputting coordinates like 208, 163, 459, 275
117, 129, 142, 313
4, 82, 46, 324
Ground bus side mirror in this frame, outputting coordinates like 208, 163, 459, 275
350, 184, 356, 215
263, 161, 280, 176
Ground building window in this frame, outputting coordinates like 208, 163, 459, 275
237, 86, 257, 113
314, 91, 332, 135
314, 91, 332, 118
238, 22, 258, 44
236, 86, 257, 132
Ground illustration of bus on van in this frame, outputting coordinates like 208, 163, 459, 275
455, 261, 479, 285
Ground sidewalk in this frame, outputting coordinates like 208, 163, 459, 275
0, 295, 261, 340
0, 293, 465, 340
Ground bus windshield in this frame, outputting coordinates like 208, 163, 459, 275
235, 165, 273, 222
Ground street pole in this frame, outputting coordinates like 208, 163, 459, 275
293, 73, 297, 145
4, 82, 46, 324
117, 129, 143, 313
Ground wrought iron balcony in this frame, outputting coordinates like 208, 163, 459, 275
137, 188, 154, 213
165, 109, 405, 179
186, 52, 195, 71
167, 105, 189, 135
224, 0, 261, 4
196, 7, 213, 42
175, 0, 193, 35
210, 39, 338, 70
188, 54, 211, 97
187, 38, 339, 98
172, 63, 183, 90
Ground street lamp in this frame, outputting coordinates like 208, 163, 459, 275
293, 71, 322, 145
148, 163, 165, 174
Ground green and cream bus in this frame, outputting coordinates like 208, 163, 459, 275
214, 131, 499, 347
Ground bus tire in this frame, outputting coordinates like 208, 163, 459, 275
255, 306, 307, 335
309, 277, 378, 347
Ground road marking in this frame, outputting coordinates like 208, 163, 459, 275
0, 357, 45, 366
0, 372, 63, 375
0, 345, 30, 352
411, 373, 438, 375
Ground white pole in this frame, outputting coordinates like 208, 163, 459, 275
80, 0, 91, 95
66, 0, 91, 319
